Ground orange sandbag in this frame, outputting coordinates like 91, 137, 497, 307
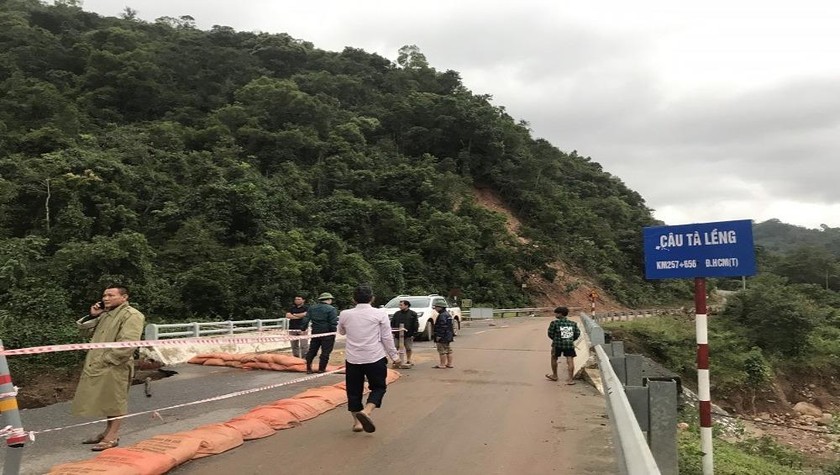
270, 399, 324, 421
202, 358, 225, 366
241, 361, 273, 370
94, 448, 177, 475
223, 417, 276, 440
386, 369, 401, 384
295, 397, 337, 414
131, 435, 203, 464
288, 363, 308, 372
254, 354, 275, 363
244, 406, 301, 429
223, 360, 243, 368
236, 353, 259, 362
271, 354, 304, 366
174, 424, 244, 459
49, 447, 176, 475
49, 460, 141, 475
295, 386, 347, 406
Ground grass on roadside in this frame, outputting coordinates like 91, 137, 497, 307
678, 431, 805, 475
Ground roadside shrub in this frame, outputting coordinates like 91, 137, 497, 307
721, 279, 818, 357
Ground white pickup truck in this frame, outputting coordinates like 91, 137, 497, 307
383, 294, 461, 341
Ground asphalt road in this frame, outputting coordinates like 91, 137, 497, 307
3, 316, 615, 474
3, 350, 343, 474
173, 317, 616, 475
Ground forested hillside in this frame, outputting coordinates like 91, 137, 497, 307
754, 219, 840, 255
751, 220, 840, 292
0, 0, 664, 352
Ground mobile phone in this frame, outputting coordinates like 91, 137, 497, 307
97, 300, 105, 310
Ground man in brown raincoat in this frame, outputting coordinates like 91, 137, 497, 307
71, 285, 145, 451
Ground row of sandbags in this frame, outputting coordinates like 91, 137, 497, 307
188, 352, 342, 373
49, 360, 399, 474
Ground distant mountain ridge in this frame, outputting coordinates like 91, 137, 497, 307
753, 219, 840, 256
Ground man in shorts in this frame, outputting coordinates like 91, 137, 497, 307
390, 300, 419, 367
546, 306, 580, 385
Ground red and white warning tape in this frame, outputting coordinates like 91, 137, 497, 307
0, 331, 339, 357
0, 386, 18, 399
29, 368, 344, 439
0, 425, 33, 443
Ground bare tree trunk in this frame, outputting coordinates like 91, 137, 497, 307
45, 178, 51, 233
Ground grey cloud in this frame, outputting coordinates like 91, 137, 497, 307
649, 79, 840, 145
507, 73, 840, 208
329, 5, 647, 77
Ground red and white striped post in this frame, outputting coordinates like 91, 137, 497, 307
694, 278, 714, 474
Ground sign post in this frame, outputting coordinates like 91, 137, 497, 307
643, 219, 756, 475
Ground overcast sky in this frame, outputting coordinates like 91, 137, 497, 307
81, 0, 840, 230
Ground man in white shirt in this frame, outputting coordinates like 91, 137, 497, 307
337, 284, 400, 433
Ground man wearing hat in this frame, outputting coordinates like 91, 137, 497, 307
301, 292, 339, 373
432, 302, 455, 369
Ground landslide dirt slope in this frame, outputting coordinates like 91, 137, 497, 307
471, 187, 624, 311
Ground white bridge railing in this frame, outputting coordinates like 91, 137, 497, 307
463, 307, 579, 320
144, 318, 289, 340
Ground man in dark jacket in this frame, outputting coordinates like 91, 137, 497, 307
285, 295, 309, 358
390, 300, 419, 367
301, 292, 339, 373
432, 303, 454, 369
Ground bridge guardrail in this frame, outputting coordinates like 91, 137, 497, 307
144, 318, 289, 340
592, 306, 723, 323
463, 306, 585, 320
581, 313, 605, 347
583, 311, 678, 475
595, 344, 663, 475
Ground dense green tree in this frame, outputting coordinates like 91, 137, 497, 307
771, 245, 840, 289
721, 276, 818, 357
0, 1, 690, 367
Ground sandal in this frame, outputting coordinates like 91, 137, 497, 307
353, 412, 376, 433
445, 365, 454, 368
432, 365, 446, 369
545, 374, 558, 381
82, 433, 105, 445
91, 438, 119, 452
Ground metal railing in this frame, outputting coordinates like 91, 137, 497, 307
591, 309, 671, 323
144, 318, 289, 340
582, 311, 678, 475
595, 344, 663, 475
581, 313, 606, 347
494, 307, 553, 317
462, 307, 556, 320
592, 306, 723, 323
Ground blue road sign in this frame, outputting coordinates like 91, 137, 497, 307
643, 219, 757, 279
